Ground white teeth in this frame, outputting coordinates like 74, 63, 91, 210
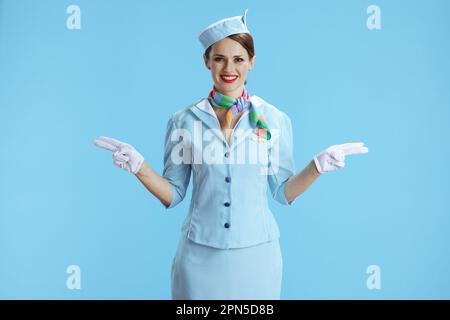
221, 76, 238, 80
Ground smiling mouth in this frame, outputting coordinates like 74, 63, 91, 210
220, 75, 238, 83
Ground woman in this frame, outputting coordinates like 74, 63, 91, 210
93, 9, 368, 299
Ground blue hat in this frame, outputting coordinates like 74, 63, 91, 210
198, 9, 250, 50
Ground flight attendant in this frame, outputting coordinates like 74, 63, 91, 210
94, 9, 368, 299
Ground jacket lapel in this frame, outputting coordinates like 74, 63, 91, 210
189, 96, 264, 151
230, 95, 263, 151
190, 98, 225, 145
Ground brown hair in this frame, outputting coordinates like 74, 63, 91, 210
204, 33, 255, 85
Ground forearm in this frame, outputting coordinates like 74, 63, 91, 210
284, 160, 321, 203
135, 161, 172, 207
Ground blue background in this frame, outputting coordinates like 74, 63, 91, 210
1, 0, 449, 299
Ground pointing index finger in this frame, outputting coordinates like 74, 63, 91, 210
97, 136, 124, 147
93, 139, 116, 152
336, 142, 369, 156
93, 136, 122, 152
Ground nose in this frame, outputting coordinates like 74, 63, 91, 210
223, 60, 234, 72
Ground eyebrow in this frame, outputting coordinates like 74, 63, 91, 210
213, 54, 243, 58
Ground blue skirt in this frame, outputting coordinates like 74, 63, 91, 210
171, 236, 283, 300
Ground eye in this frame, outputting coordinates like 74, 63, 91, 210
214, 57, 222, 62
235, 58, 244, 62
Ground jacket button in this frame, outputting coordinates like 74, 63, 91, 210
224, 202, 230, 207
225, 177, 231, 183
224, 152, 230, 158
224, 223, 230, 228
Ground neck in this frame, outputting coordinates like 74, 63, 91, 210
217, 86, 244, 99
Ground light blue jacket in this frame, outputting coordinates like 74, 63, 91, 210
163, 95, 296, 249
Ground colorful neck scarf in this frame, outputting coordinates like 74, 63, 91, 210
208, 86, 271, 140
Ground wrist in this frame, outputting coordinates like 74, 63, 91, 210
310, 159, 321, 177
134, 160, 146, 176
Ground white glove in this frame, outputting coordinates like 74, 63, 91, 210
93, 136, 144, 174
313, 142, 368, 174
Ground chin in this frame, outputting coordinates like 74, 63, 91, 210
214, 80, 243, 94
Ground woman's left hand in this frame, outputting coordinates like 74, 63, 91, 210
313, 142, 368, 174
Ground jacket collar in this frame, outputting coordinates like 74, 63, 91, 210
190, 96, 263, 151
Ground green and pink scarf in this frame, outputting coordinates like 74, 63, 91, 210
208, 86, 271, 140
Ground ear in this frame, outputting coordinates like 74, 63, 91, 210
203, 54, 210, 70
249, 55, 256, 71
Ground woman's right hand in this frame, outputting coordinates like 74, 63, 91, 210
93, 136, 144, 174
